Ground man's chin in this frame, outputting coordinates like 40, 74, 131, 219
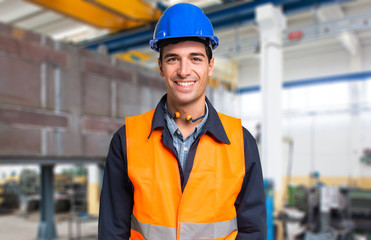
172, 94, 205, 106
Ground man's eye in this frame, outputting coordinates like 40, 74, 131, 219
167, 57, 178, 62
193, 57, 202, 62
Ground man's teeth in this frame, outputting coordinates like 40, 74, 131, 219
177, 81, 195, 87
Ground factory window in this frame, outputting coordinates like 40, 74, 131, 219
283, 87, 308, 111
283, 82, 350, 112
240, 92, 261, 115
240, 77, 371, 119
365, 78, 371, 107
306, 82, 349, 110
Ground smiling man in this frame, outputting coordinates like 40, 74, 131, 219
159, 40, 213, 138
98, 3, 266, 240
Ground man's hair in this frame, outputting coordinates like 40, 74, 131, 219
158, 37, 213, 63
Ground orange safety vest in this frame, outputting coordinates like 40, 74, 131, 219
126, 109, 245, 240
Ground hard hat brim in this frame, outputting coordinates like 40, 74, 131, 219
149, 36, 219, 52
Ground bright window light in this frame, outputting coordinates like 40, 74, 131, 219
283, 82, 349, 111
365, 78, 371, 106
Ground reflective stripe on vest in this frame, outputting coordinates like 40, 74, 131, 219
180, 217, 237, 239
131, 215, 237, 240
131, 215, 176, 240
126, 109, 244, 240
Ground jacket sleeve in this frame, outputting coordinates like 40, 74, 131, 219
235, 127, 267, 240
98, 125, 134, 240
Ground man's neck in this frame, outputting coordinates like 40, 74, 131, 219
167, 97, 206, 138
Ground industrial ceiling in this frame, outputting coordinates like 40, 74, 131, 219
1, 0, 371, 77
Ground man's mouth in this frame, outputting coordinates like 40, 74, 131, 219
176, 81, 196, 87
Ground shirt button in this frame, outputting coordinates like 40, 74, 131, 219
184, 147, 188, 152
176, 130, 181, 135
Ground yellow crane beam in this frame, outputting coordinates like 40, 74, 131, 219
87, 0, 162, 22
25, 0, 147, 32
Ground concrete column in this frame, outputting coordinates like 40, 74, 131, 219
87, 164, 100, 216
37, 165, 57, 240
349, 53, 363, 185
256, 4, 286, 194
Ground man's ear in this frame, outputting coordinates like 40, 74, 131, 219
158, 58, 164, 77
208, 57, 215, 78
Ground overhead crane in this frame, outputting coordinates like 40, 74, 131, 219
76, 0, 350, 54
26, 0, 162, 32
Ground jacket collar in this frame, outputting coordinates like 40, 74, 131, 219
148, 94, 230, 144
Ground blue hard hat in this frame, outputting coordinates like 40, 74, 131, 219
149, 3, 219, 52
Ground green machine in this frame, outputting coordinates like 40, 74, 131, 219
349, 189, 371, 238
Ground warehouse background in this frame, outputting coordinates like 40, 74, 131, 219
0, 0, 371, 240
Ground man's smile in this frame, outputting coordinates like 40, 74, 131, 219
175, 81, 196, 87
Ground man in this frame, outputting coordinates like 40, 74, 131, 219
99, 3, 266, 240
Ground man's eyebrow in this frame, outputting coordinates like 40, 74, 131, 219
164, 52, 206, 59
190, 52, 206, 58
164, 53, 179, 59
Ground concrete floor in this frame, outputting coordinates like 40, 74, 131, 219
0, 211, 98, 240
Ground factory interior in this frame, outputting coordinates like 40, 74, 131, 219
0, 0, 371, 239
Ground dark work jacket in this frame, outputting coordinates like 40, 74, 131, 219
98, 95, 267, 240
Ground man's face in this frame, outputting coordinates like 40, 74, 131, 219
158, 41, 214, 107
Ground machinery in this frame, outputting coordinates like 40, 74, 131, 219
360, 148, 371, 165
18, 167, 88, 214
348, 189, 371, 238
284, 184, 360, 240
0, 180, 20, 212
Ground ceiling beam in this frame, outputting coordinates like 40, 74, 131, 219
317, 4, 360, 55
9, 9, 47, 25
80, 0, 350, 54
86, 0, 162, 22
25, 0, 143, 32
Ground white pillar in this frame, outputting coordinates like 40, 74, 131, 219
87, 164, 100, 216
256, 4, 286, 191
349, 52, 363, 183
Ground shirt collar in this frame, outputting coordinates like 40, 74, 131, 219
164, 101, 208, 140
203, 97, 230, 144
148, 94, 230, 144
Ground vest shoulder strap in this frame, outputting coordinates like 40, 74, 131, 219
125, 109, 155, 140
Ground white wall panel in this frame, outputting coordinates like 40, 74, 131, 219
283, 117, 314, 176
284, 45, 350, 82
238, 60, 260, 87
312, 114, 351, 176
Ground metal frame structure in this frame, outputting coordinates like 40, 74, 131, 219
80, 0, 349, 54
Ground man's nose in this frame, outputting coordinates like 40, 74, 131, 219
177, 59, 191, 78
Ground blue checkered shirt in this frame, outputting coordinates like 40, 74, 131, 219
164, 103, 208, 172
